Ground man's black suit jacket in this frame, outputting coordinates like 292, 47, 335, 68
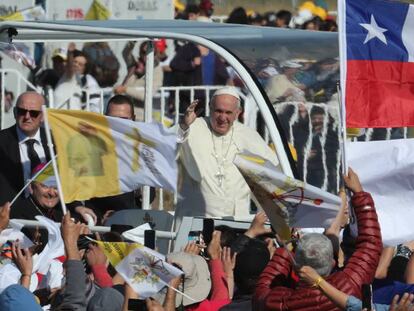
0, 125, 50, 205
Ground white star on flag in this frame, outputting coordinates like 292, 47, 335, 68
359, 14, 388, 45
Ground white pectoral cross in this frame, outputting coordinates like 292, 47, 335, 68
215, 170, 225, 188
212, 152, 225, 188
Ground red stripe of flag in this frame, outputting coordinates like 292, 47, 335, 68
346, 60, 414, 128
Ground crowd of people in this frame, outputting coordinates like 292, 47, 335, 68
1, 155, 414, 311
175, 0, 338, 31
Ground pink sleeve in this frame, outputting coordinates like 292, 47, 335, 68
208, 259, 230, 301
90, 264, 113, 288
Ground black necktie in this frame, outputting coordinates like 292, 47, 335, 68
26, 139, 41, 174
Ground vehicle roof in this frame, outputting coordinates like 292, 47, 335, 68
0, 19, 337, 59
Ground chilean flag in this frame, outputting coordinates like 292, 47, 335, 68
339, 0, 414, 128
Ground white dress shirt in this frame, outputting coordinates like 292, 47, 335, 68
17, 127, 46, 185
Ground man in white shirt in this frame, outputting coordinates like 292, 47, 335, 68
175, 87, 279, 223
0, 91, 50, 205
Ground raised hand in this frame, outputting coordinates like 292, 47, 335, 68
86, 244, 107, 266
74, 206, 98, 225
12, 242, 33, 289
12, 242, 33, 276
183, 241, 202, 256
245, 211, 272, 239
180, 100, 200, 131
221, 246, 236, 276
221, 246, 236, 299
61, 211, 87, 260
343, 168, 363, 193
207, 231, 222, 260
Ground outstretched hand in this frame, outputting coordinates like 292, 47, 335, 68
180, 100, 200, 131
207, 231, 222, 260
343, 167, 363, 194
245, 212, 272, 239
12, 242, 33, 276
61, 212, 87, 260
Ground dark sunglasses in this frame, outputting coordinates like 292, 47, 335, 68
15, 107, 42, 118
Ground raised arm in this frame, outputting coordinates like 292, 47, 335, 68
342, 168, 383, 288
207, 231, 230, 301
122, 41, 137, 69
60, 212, 88, 311
64, 42, 77, 79
376, 247, 395, 280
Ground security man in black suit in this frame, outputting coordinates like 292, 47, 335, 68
0, 91, 50, 205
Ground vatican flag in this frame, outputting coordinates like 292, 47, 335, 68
234, 153, 341, 240
47, 109, 177, 203
85, 0, 111, 20
0, 6, 46, 21
33, 160, 57, 188
96, 241, 182, 297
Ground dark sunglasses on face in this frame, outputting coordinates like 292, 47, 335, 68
15, 107, 42, 118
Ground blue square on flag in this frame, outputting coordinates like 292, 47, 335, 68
346, 0, 410, 62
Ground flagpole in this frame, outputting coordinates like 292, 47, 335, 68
337, 0, 348, 175
159, 279, 197, 303
142, 40, 155, 210
9, 158, 55, 206
41, 106, 67, 215
336, 83, 347, 177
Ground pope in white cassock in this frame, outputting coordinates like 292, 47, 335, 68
175, 87, 279, 223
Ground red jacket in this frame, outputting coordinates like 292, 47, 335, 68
253, 191, 382, 311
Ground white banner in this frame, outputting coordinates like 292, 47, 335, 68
46, 0, 173, 20
348, 139, 414, 246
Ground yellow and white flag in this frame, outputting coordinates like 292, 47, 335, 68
47, 109, 177, 203
96, 241, 182, 297
0, 5, 46, 21
33, 160, 57, 188
85, 0, 111, 20
234, 153, 341, 240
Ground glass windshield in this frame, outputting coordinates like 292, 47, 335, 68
213, 28, 341, 194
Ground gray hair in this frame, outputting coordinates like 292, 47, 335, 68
209, 94, 241, 110
295, 233, 334, 277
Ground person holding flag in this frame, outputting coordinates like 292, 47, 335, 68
253, 169, 382, 311
11, 162, 63, 222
